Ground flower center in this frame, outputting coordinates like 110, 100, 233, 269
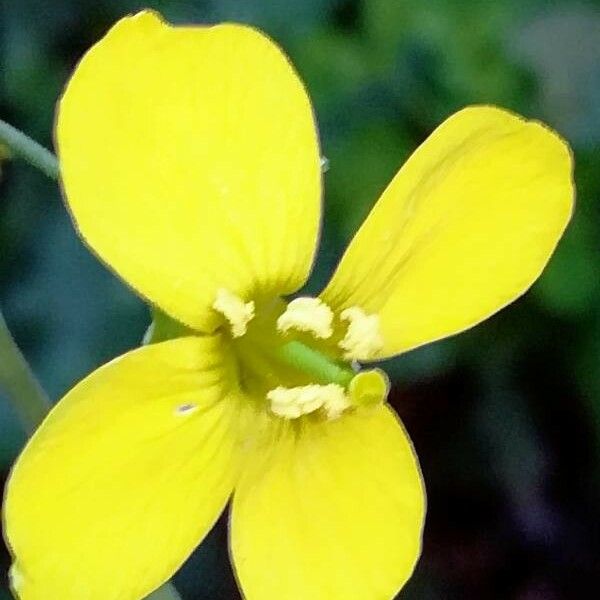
213, 291, 388, 421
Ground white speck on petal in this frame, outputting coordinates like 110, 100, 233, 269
175, 403, 198, 416
9, 564, 24, 594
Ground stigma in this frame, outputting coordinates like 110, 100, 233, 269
277, 297, 333, 339
212, 288, 255, 337
338, 306, 384, 360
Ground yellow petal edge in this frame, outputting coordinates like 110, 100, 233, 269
322, 105, 574, 358
4, 336, 242, 600
231, 405, 425, 600
57, 10, 322, 333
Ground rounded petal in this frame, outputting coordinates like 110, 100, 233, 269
4, 336, 243, 600
230, 406, 425, 600
321, 106, 574, 358
57, 10, 321, 333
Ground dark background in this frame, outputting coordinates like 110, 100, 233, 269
1, 0, 600, 598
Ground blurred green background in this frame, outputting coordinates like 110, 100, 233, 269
1, 0, 600, 598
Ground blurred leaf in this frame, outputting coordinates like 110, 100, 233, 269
291, 30, 372, 110
324, 120, 411, 243
513, 4, 600, 147
533, 214, 600, 317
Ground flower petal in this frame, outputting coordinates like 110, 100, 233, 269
321, 106, 574, 358
230, 406, 425, 600
57, 10, 321, 333
4, 336, 243, 600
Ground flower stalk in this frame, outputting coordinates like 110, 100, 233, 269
0, 310, 50, 433
275, 340, 355, 386
0, 118, 59, 180
147, 583, 182, 600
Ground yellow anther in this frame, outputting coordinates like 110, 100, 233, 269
268, 384, 349, 420
338, 307, 384, 360
277, 297, 333, 339
323, 388, 352, 420
212, 288, 255, 337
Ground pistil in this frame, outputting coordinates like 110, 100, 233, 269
266, 340, 389, 420
274, 340, 355, 387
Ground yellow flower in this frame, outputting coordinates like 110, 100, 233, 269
2, 10, 574, 600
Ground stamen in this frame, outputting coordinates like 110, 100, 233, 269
268, 384, 350, 420
212, 288, 255, 337
338, 306, 384, 360
277, 297, 333, 339
323, 389, 352, 420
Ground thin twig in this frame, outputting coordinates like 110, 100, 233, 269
0, 310, 51, 433
0, 118, 58, 180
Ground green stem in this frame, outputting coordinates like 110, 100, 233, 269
0, 310, 51, 434
146, 582, 182, 600
275, 340, 354, 386
144, 307, 193, 345
0, 118, 59, 180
